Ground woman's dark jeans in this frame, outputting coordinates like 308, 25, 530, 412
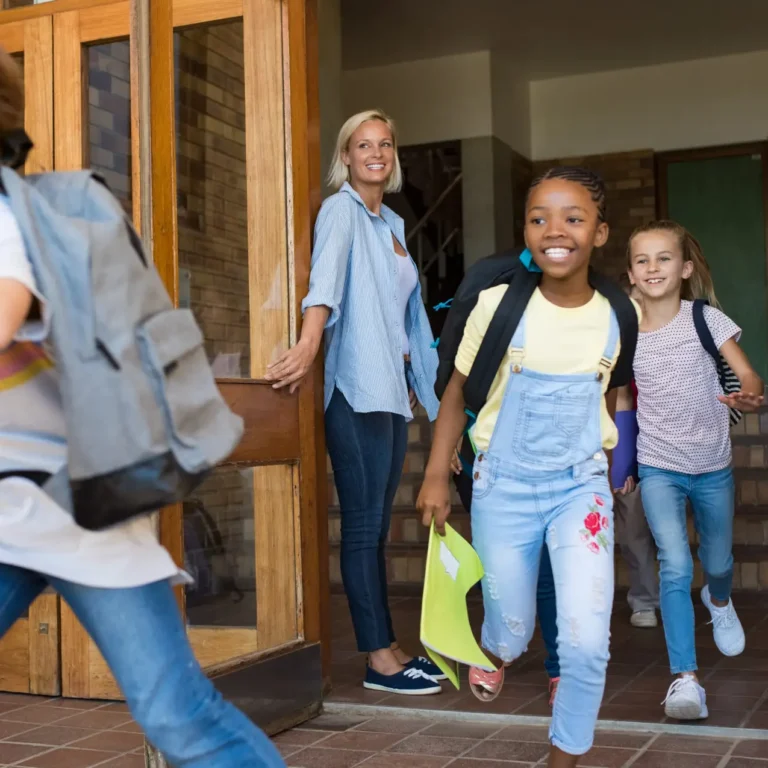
325, 389, 408, 652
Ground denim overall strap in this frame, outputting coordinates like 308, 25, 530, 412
597, 310, 620, 382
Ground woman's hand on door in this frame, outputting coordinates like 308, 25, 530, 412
265, 338, 318, 393
265, 306, 328, 392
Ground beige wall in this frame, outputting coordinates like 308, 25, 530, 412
530, 49, 768, 160
342, 51, 493, 146
490, 50, 531, 158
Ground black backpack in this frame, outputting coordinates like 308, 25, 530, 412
692, 299, 742, 426
432, 249, 639, 508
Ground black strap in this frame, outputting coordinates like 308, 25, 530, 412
0, 470, 51, 486
463, 269, 539, 415
692, 298, 725, 385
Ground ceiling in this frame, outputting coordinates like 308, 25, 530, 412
340, 0, 768, 79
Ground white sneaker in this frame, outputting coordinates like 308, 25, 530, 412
701, 585, 745, 657
662, 676, 708, 720
630, 610, 658, 628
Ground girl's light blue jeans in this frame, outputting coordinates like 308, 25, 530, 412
639, 464, 734, 674
0, 564, 285, 767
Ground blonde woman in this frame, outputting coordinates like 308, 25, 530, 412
266, 110, 443, 695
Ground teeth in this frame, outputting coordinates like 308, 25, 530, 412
367, 164, 384, 170
647, 278, 664, 284
545, 248, 570, 260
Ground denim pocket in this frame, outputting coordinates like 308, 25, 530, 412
471, 457, 496, 501
514, 391, 593, 465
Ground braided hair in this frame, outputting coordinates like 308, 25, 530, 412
528, 166, 607, 223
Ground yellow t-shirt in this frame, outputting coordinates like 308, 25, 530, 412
455, 286, 642, 454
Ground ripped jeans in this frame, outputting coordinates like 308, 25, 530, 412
472, 454, 614, 755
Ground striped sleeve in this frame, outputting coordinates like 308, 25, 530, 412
301, 194, 355, 329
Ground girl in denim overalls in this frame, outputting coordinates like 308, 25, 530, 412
418, 167, 638, 768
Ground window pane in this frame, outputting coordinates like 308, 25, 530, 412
184, 465, 256, 628
86, 41, 133, 217
175, 22, 249, 378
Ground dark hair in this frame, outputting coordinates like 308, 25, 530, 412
628, 219, 719, 307
0, 47, 23, 143
527, 166, 607, 223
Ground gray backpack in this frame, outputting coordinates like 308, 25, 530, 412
0, 148, 243, 530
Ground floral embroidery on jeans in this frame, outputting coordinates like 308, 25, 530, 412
580, 497, 610, 554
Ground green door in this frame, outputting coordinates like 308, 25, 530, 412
665, 152, 768, 379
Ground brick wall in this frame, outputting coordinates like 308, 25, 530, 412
176, 23, 250, 377
88, 43, 132, 215
532, 149, 656, 279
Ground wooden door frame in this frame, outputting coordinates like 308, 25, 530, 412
0, 14, 60, 697
2, 0, 328, 697
656, 141, 768, 281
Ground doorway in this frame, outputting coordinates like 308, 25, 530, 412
0, 0, 327, 730
657, 143, 768, 380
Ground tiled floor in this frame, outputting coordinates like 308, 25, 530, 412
277, 711, 768, 767
327, 591, 768, 729
0, 694, 143, 767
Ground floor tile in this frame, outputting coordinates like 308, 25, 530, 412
55, 712, 133, 730
68, 729, 145, 752
581, 745, 644, 767
297, 713, 370, 732
592, 731, 654, 749
285, 746, 374, 767
420, 721, 502, 739
0, 743, 49, 764
388, 734, 478, 757
18, 747, 117, 767
632, 750, 724, 767
463, 739, 550, 763
356, 755, 451, 768
492, 726, 550, 744
352, 717, 425, 735
94, 756, 146, 768
734, 741, 768, 759
320, 730, 404, 751
4, 725, 94, 747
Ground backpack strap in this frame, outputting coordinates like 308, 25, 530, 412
589, 271, 638, 390
463, 269, 539, 416
692, 298, 725, 383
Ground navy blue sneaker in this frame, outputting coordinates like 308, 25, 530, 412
364, 666, 442, 695
406, 655, 448, 682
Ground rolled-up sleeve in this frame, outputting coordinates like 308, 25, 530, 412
301, 194, 355, 329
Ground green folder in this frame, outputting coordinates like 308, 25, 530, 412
420, 521, 494, 689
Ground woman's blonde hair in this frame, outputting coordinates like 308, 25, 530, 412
327, 109, 403, 193
628, 219, 719, 308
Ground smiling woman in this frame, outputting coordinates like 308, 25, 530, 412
264, 109, 445, 696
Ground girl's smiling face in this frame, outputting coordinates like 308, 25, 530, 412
524, 179, 608, 281
629, 230, 693, 300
